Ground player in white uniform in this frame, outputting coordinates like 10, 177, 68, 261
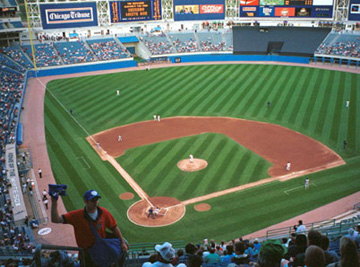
286, 161, 291, 171
189, 154, 194, 163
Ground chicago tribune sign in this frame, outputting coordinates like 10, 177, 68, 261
48, 11, 91, 21
40, 3, 98, 29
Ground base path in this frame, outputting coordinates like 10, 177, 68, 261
88, 116, 345, 226
91, 116, 344, 177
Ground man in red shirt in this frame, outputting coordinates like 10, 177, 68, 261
51, 189, 128, 266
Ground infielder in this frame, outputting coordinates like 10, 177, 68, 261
286, 161, 291, 171
118, 135, 122, 142
189, 154, 194, 163
157, 115, 161, 122
153, 115, 157, 121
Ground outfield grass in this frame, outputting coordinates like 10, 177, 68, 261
44, 64, 360, 243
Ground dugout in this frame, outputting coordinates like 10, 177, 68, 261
233, 26, 331, 57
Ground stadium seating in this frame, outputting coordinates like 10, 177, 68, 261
316, 32, 360, 58
197, 31, 227, 52
168, 32, 200, 53
54, 41, 97, 64
10, 21, 23, 28
22, 43, 62, 67
0, 53, 26, 73
140, 34, 175, 55
87, 38, 130, 61
0, 46, 33, 69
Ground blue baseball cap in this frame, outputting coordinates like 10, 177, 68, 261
83, 190, 101, 201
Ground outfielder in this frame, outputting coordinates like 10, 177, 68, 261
305, 177, 310, 189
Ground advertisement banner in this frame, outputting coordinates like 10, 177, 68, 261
349, 0, 360, 20
110, 0, 162, 23
240, 0, 260, 6
40, 2, 98, 29
311, 6, 332, 17
240, 6, 259, 16
274, 7, 295, 16
174, 0, 225, 21
259, 6, 275, 16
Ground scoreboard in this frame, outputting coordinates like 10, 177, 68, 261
240, 0, 333, 18
110, 0, 161, 22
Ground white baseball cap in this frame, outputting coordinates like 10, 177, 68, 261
155, 242, 175, 262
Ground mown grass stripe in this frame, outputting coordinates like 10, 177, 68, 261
272, 67, 304, 123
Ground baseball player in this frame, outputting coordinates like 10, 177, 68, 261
153, 115, 157, 121
305, 177, 310, 189
96, 143, 100, 150
157, 115, 161, 122
286, 161, 291, 171
118, 135, 122, 142
346, 100, 350, 107
190, 154, 194, 163
117, 90, 120, 96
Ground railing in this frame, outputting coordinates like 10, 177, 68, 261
266, 219, 359, 240
34, 244, 85, 267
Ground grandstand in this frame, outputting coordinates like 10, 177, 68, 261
0, 0, 360, 265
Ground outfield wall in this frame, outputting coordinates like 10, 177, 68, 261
28, 60, 138, 77
166, 54, 310, 64
25, 55, 310, 78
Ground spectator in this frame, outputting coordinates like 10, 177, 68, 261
231, 241, 250, 265
320, 235, 339, 265
295, 220, 307, 233
304, 245, 325, 267
179, 243, 202, 267
327, 236, 360, 267
142, 242, 186, 267
51, 189, 128, 266
204, 247, 220, 264
255, 239, 284, 267
221, 244, 235, 264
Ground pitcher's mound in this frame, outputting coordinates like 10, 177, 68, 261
177, 159, 208, 172
127, 196, 185, 227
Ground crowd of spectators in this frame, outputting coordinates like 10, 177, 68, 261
22, 44, 62, 67
87, 39, 130, 61
0, 47, 33, 69
139, 223, 360, 267
199, 40, 227, 52
54, 41, 97, 65
315, 33, 360, 58
143, 39, 174, 55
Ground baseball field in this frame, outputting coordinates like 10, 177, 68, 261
43, 63, 360, 243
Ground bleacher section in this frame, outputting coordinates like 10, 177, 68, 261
87, 38, 130, 61
0, 46, 33, 69
54, 41, 96, 64
197, 31, 226, 52
140, 34, 174, 55
0, 52, 26, 73
22, 43, 62, 67
316, 32, 360, 58
169, 32, 200, 53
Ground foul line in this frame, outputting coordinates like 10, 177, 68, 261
38, 78, 154, 207
77, 156, 90, 169
37, 78, 97, 145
